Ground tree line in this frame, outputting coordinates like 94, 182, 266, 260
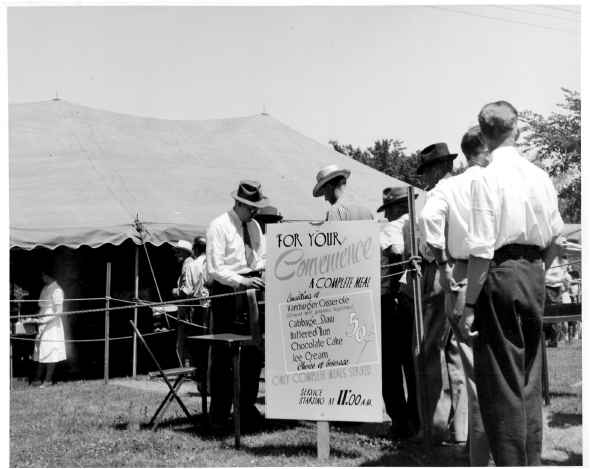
329, 89, 580, 223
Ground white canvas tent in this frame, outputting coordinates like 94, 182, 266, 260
10, 100, 425, 250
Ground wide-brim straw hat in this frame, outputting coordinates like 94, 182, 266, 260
312, 165, 351, 197
172, 240, 194, 256
231, 180, 271, 209
416, 142, 458, 175
376, 187, 418, 213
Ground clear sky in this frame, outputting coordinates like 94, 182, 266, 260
5, 2, 582, 161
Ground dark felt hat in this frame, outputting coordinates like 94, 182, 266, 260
231, 180, 271, 208
376, 187, 418, 213
416, 143, 458, 175
254, 205, 283, 223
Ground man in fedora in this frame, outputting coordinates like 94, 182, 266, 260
414, 143, 467, 444
254, 205, 283, 235
460, 101, 563, 465
419, 128, 493, 465
313, 165, 373, 221
206, 180, 269, 427
378, 187, 420, 440
171, 240, 197, 368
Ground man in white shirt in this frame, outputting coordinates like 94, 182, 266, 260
413, 143, 467, 444
171, 240, 197, 368
460, 101, 563, 466
419, 127, 493, 466
206, 180, 269, 427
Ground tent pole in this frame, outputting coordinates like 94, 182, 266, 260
104, 262, 111, 385
408, 186, 430, 446
133, 245, 139, 378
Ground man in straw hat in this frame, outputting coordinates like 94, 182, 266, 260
171, 240, 197, 368
206, 180, 269, 427
413, 142, 468, 444
378, 187, 420, 440
460, 101, 563, 465
418, 128, 493, 465
313, 164, 373, 221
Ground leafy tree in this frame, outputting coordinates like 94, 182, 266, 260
329, 139, 466, 190
519, 89, 581, 223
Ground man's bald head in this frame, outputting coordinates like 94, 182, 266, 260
478, 101, 519, 145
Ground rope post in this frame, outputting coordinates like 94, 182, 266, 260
133, 244, 139, 378
407, 186, 430, 446
104, 262, 111, 385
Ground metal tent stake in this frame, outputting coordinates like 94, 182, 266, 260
104, 262, 111, 384
133, 244, 139, 378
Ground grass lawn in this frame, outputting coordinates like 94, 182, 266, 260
10, 341, 582, 467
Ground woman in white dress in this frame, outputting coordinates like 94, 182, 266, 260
31, 269, 67, 387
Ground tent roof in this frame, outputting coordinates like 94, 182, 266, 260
10, 100, 424, 250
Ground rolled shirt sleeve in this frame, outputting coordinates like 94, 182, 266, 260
463, 175, 497, 259
418, 187, 448, 252
206, 220, 244, 288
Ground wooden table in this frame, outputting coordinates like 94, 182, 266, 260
188, 333, 264, 448
542, 303, 582, 405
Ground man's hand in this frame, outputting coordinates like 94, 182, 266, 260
241, 276, 265, 290
438, 263, 459, 293
172, 287, 179, 298
459, 306, 479, 343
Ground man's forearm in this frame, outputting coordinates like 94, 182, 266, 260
428, 244, 448, 264
542, 235, 561, 271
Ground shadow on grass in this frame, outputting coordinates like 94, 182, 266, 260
542, 448, 583, 466
241, 443, 362, 459
359, 451, 423, 467
547, 412, 582, 428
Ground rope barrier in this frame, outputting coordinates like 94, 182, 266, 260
547, 260, 582, 270
10, 297, 109, 303
10, 328, 174, 343
9, 290, 245, 320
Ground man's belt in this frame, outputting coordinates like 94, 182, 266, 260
495, 243, 541, 254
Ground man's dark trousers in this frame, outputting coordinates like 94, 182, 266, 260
473, 245, 545, 466
208, 281, 262, 423
382, 293, 419, 436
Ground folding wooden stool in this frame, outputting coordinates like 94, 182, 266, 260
129, 320, 199, 431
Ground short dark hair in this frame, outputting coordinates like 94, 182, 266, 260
461, 125, 487, 159
325, 176, 347, 190
478, 101, 519, 141
193, 235, 206, 255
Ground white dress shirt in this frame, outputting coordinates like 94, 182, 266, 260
419, 165, 484, 260
463, 146, 563, 259
186, 254, 211, 308
206, 208, 266, 288
177, 256, 196, 297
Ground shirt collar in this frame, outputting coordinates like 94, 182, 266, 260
489, 145, 519, 163
229, 207, 243, 224
464, 165, 484, 174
